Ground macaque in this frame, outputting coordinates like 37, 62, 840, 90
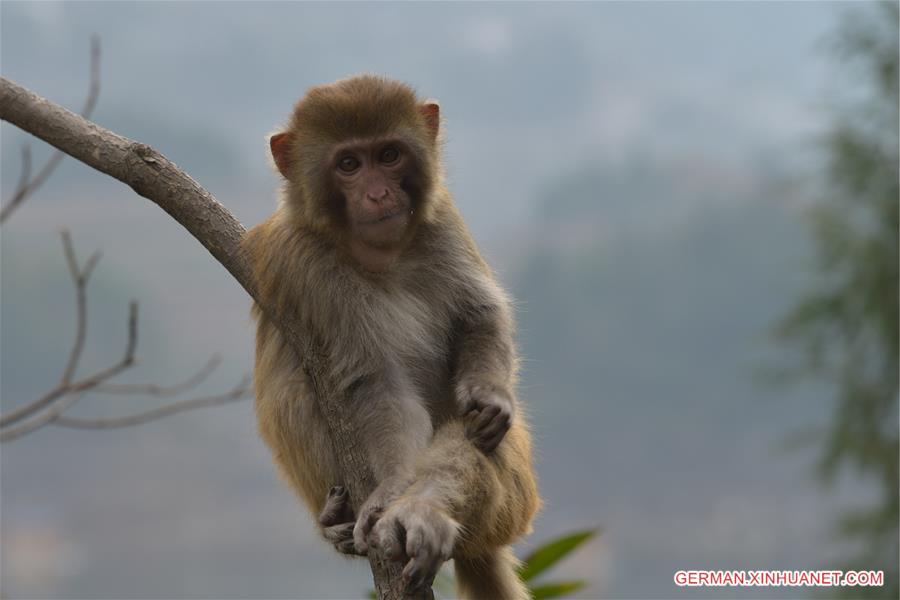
243, 75, 539, 599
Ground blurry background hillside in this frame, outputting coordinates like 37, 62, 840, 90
1, 2, 896, 598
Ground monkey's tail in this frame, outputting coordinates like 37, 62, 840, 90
454, 546, 529, 600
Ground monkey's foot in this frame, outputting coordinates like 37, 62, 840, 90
319, 486, 363, 556
368, 497, 459, 593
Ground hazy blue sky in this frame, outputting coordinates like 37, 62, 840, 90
1, 2, 867, 598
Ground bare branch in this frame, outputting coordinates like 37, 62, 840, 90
0, 387, 69, 431
0, 227, 222, 434
0, 75, 417, 598
54, 374, 251, 430
0, 303, 138, 442
14, 144, 33, 194
0, 393, 88, 443
93, 354, 223, 397
0, 35, 101, 224
0, 233, 115, 428
59, 230, 97, 385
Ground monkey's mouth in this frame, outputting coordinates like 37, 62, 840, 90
360, 209, 407, 226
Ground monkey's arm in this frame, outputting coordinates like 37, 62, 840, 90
453, 298, 518, 454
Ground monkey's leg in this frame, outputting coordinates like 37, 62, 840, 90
346, 370, 434, 554
368, 420, 539, 598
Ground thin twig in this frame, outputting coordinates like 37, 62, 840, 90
14, 144, 32, 193
0, 303, 138, 442
0, 233, 114, 428
0, 393, 89, 443
59, 230, 101, 385
54, 374, 252, 430
93, 354, 222, 397
0, 35, 101, 224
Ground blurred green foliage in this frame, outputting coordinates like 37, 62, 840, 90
517, 529, 598, 599
776, 2, 898, 597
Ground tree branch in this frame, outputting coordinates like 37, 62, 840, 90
0, 35, 101, 223
0, 232, 120, 429
0, 75, 422, 598
60, 230, 100, 385
92, 354, 222, 397
53, 374, 251, 430
0, 302, 137, 443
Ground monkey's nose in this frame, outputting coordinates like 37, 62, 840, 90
366, 188, 390, 203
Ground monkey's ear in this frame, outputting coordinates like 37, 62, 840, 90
420, 102, 440, 139
270, 132, 294, 178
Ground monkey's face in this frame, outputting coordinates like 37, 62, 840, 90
330, 139, 414, 249
269, 76, 442, 269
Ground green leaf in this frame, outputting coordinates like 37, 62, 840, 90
530, 580, 587, 599
432, 567, 456, 596
517, 529, 598, 582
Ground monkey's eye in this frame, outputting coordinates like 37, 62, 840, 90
379, 146, 400, 165
337, 156, 360, 173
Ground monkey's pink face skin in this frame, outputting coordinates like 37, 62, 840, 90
332, 140, 413, 248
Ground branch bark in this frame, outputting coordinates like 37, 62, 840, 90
0, 75, 423, 599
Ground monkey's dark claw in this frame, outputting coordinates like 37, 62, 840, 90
402, 553, 440, 593
402, 562, 421, 588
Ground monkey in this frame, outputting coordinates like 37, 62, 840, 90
243, 75, 540, 599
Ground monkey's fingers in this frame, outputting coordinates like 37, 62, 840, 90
465, 404, 499, 437
401, 539, 444, 593
369, 516, 407, 562
319, 486, 354, 527
402, 558, 439, 595
353, 506, 384, 554
481, 410, 512, 448
402, 514, 454, 592
476, 421, 510, 454
335, 538, 361, 555
480, 407, 510, 437
323, 522, 363, 555
465, 404, 511, 454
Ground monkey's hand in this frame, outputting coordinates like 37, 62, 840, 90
318, 486, 364, 556
367, 497, 459, 594
458, 382, 514, 454
353, 474, 412, 554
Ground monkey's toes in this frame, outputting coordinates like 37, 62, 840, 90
319, 485, 354, 527
323, 522, 363, 555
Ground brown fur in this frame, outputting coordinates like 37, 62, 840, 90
244, 75, 540, 599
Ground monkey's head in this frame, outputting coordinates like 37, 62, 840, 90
270, 75, 441, 270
